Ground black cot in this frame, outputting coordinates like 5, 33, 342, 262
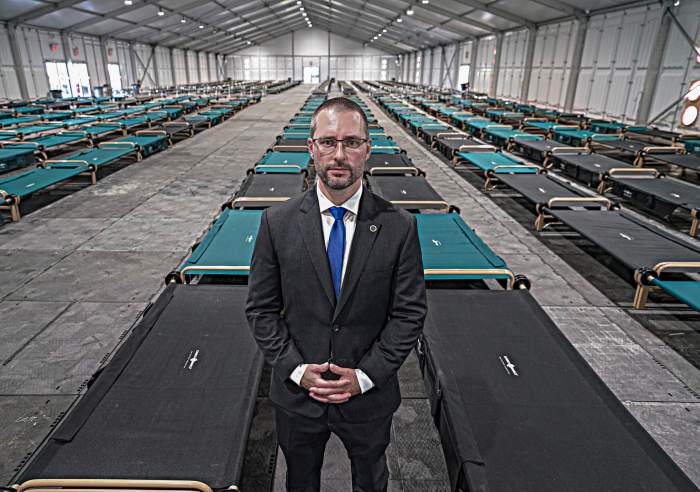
420, 289, 698, 492
364, 153, 420, 175
14, 284, 263, 492
365, 175, 448, 211
228, 172, 307, 209
495, 171, 614, 230
551, 151, 633, 189
601, 169, 700, 236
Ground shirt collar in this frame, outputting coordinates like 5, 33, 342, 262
316, 180, 363, 216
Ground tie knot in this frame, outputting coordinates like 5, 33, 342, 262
329, 206, 346, 221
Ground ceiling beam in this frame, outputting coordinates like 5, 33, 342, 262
217, 21, 308, 54
9, 0, 85, 24
304, 2, 424, 46
309, 0, 471, 41
304, 4, 422, 49
306, 0, 443, 46
154, 1, 298, 46
184, 11, 306, 51
311, 19, 404, 54
451, 0, 535, 28
526, 0, 585, 17
171, 3, 299, 49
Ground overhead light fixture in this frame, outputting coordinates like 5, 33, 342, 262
297, 0, 301, 3
199, 24, 204, 29
406, 9, 414, 15
157, 9, 165, 15
382, 28, 387, 32
247, 40, 251, 45
300, 6, 304, 10
422, 0, 429, 3
674, 0, 680, 5
397, 17, 402, 22
124, 0, 132, 5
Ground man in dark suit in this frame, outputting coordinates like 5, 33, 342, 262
246, 97, 427, 492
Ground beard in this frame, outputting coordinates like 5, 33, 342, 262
317, 160, 360, 190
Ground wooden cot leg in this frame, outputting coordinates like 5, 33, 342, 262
10, 204, 21, 222
633, 285, 649, 309
690, 216, 698, 238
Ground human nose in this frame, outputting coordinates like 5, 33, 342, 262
332, 140, 348, 159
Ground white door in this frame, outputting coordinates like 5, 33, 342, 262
108, 63, 123, 93
45, 61, 71, 97
303, 65, 319, 84
68, 62, 90, 97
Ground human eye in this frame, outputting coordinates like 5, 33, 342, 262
345, 138, 363, 148
317, 137, 336, 148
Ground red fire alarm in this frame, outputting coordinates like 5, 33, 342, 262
49, 43, 59, 53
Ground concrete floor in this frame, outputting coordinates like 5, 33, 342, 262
1, 83, 698, 491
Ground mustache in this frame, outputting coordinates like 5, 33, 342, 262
325, 161, 352, 170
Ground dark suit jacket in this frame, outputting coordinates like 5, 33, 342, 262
246, 187, 427, 422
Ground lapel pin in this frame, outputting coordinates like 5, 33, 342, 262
369, 224, 378, 233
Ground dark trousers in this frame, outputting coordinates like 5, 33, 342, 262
274, 405, 392, 492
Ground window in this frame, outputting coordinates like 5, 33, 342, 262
45, 61, 91, 97
108, 64, 122, 93
45, 61, 71, 97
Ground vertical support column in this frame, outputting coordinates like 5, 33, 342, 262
521, 27, 537, 102
636, 8, 671, 124
196, 51, 202, 83
7, 24, 30, 100
564, 16, 589, 112
490, 33, 503, 97
169, 47, 177, 86
99, 37, 111, 88
151, 44, 160, 88
205, 52, 211, 82
327, 30, 331, 82
291, 31, 295, 80
129, 42, 138, 86
469, 38, 478, 89
451, 44, 459, 90
183, 50, 190, 84
437, 46, 444, 88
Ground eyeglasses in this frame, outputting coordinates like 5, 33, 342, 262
312, 137, 368, 153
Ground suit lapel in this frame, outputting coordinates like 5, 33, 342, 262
333, 191, 381, 321
298, 190, 336, 307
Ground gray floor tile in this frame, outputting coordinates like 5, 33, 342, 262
8, 250, 180, 302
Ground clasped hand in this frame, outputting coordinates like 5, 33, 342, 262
300, 362, 361, 404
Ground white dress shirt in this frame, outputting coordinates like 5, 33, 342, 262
288, 181, 375, 393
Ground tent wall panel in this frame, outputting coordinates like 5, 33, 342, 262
573, 4, 661, 122
649, 1, 700, 130
0, 25, 22, 99
497, 29, 529, 99
527, 20, 577, 109
473, 35, 496, 94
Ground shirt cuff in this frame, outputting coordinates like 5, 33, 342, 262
290, 363, 307, 386
355, 368, 374, 394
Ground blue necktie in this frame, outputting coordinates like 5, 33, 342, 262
327, 206, 346, 301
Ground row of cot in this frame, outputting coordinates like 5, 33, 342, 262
366, 86, 700, 314
7, 88, 697, 492
5, 89, 333, 492
0, 90, 271, 222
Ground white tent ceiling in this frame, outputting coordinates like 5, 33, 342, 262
0, 0, 658, 55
